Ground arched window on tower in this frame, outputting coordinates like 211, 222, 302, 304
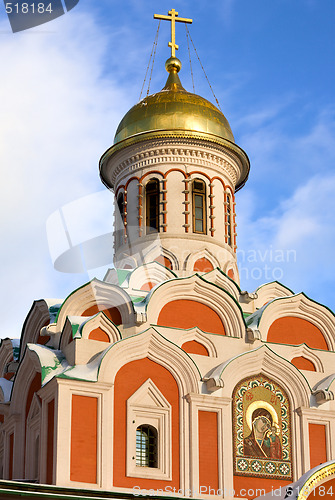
136, 424, 158, 468
192, 179, 206, 234
226, 192, 233, 247
117, 192, 125, 246
145, 179, 160, 233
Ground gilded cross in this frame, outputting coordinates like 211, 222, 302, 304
154, 9, 193, 58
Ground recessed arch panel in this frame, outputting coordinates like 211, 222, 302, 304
83, 305, 122, 326
158, 299, 225, 335
193, 258, 214, 273
88, 328, 110, 343
291, 356, 316, 372
268, 317, 328, 350
181, 340, 209, 356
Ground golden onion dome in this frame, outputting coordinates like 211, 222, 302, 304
113, 57, 235, 144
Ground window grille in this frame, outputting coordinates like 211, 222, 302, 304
136, 425, 158, 468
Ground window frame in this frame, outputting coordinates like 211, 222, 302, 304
145, 179, 160, 234
116, 191, 125, 246
126, 379, 172, 480
192, 179, 207, 235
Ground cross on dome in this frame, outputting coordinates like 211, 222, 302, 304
154, 8, 192, 57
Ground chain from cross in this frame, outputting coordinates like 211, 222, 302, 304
154, 9, 193, 58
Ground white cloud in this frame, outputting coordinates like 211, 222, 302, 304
237, 174, 335, 310
0, 12, 135, 338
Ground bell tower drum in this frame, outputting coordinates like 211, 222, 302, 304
99, 12, 249, 284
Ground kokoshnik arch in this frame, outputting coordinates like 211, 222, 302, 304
0, 8, 335, 500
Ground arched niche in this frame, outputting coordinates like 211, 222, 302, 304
158, 299, 225, 335
268, 317, 328, 351
48, 279, 135, 347
252, 293, 335, 351
97, 328, 201, 395
291, 356, 316, 372
193, 258, 214, 273
146, 275, 245, 338
181, 340, 209, 356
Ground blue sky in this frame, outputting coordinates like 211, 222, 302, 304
0, 0, 334, 338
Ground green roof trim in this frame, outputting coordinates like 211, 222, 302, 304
116, 269, 132, 286
202, 267, 242, 293
0, 479, 186, 500
27, 344, 68, 386
246, 291, 335, 330
255, 280, 294, 295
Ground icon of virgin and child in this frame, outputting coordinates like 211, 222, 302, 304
243, 406, 282, 459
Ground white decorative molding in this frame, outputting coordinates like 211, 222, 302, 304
178, 327, 218, 358
25, 394, 41, 481
202, 268, 240, 302
289, 345, 324, 373
125, 262, 177, 293
98, 327, 200, 395
254, 281, 294, 309
46, 279, 136, 347
109, 138, 242, 189
146, 275, 245, 338
257, 293, 335, 350
205, 345, 311, 408
80, 313, 122, 344
183, 248, 220, 273
126, 379, 172, 480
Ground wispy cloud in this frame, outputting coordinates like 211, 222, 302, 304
0, 12, 134, 337
237, 174, 335, 310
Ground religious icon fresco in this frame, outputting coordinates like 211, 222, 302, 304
233, 375, 293, 480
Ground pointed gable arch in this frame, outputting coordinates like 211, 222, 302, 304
144, 246, 178, 271
125, 262, 177, 292
177, 327, 218, 357
205, 345, 311, 408
46, 279, 135, 347
183, 248, 219, 273
288, 345, 324, 373
223, 261, 239, 285
254, 281, 294, 308
19, 299, 61, 360
59, 313, 122, 350
251, 293, 335, 351
201, 268, 241, 302
97, 328, 200, 395
291, 356, 316, 372
181, 341, 209, 356
10, 347, 42, 415
146, 275, 245, 338
81, 313, 122, 343
0, 339, 19, 380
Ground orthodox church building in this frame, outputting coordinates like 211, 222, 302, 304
0, 10, 335, 500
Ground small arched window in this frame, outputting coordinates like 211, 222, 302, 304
136, 425, 158, 468
226, 193, 233, 247
145, 179, 160, 233
117, 192, 125, 246
192, 179, 206, 234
